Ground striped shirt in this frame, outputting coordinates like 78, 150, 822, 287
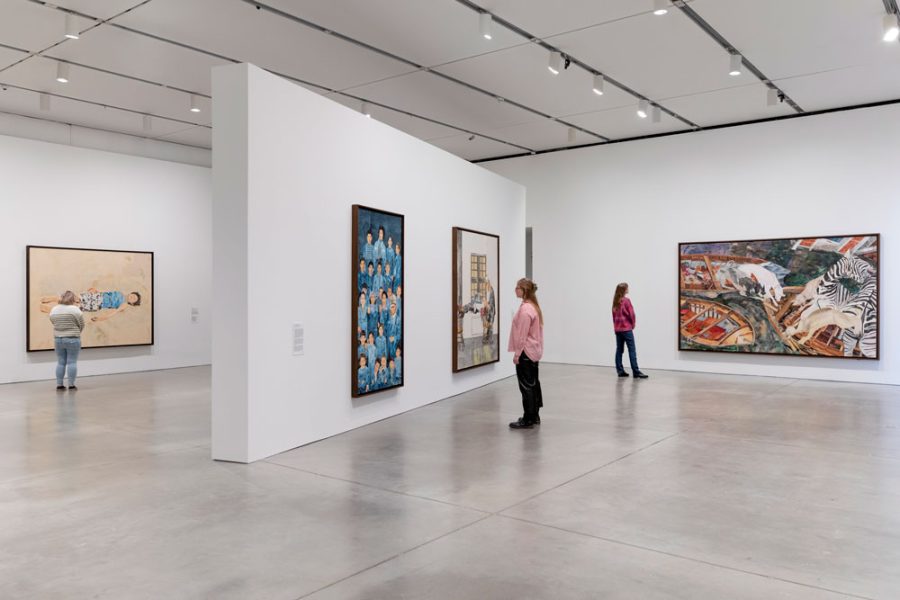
49, 304, 84, 338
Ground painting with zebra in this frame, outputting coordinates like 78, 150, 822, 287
679, 235, 879, 359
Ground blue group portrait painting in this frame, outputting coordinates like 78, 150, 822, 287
352, 205, 404, 397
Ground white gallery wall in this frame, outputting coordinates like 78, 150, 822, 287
487, 104, 900, 385
212, 64, 525, 463
0, 134, 212, 383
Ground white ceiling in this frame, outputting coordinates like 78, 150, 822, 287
1, 0, 898, 161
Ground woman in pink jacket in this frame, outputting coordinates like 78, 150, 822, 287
508, 278, 544, 429
612, 282, 648, 379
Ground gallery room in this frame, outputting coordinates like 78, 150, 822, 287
0, 0, 898, 598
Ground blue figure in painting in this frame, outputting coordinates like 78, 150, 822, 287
357, 333, 367, 361
374, 225, 387, 263
379, 293, 389, 327
386, 302, 401, 358
366, 332, 378, 381
383, 261, 394, 297
375, 323, 387, 361
364, 230, 375, 265
367, 292, 378, 335
366, 261, 375, 292
392, 242, 402, 282
376, 359, 388, 388
357, 258, 367, 292
357, 292, 368, 337
386, 235, 395, 268
372, 261, 385, 299
388, 358, 398, 386
357, 355, 369, 394
395, 346, 402, 382
395, 285, 403, 319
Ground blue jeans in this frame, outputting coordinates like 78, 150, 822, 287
615, 331, 640, 374
54, 337, 81, 386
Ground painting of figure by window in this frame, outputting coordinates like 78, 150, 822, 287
453, 227, 500, 372
27, 245, 154, 351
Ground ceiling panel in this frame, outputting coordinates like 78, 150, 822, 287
777, 64, 900, 112
436, 41, 635, 122
548, 8, 751, 102
0, 46, 28, 71
0, 1, 94, 53
345, 70, 539, 133
480, 0, 677, 39
51, 24, 230, 96
264, 0, 525, 66
0, 85, 190, 138
52, 0, 148, 21
158, 125, 212, 148
324, 92, 461, 140
565, 104, 690, 140
662, 84, 795, 127
427, 132, 522, 161
689, 0, 896, 80
1, 55, 211, 126
113, 0, 417, 91
485, 118, 603, 151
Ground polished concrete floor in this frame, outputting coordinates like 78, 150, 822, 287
1, 365, 899, 599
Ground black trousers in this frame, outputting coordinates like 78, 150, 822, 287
516, 352, 543, 423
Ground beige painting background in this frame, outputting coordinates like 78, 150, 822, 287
28, 247, 153, 351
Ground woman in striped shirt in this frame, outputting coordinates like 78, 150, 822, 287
612, 283, 648, 379
48, 291, 84, 391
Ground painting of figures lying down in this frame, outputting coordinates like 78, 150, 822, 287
679, 234, 879, 359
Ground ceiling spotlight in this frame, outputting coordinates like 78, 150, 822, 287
567, 127, 576, 144
766, 88, 778, 107
729, 53, 743, 76
637, 99, 649, 119
480, 12, 492, 40
653, 0, 669, 15
143, 115, 152, 132
651, 106, 661, 123
189, 94, 201, 113
55, 61, 69, 83
883, 14, 900, 42
548, 51, 561, 75
39, 93, 50, 111
592, 74, 605, 96
64, 13, 79, 39
361, 101, 371, 118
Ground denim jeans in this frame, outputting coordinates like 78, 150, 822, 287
54, 337, 81, 386
615, 330, 640, 374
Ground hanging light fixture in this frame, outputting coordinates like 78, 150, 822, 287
637, 99, 649, 119
189, 94, 201, 113
64, 13, 79, 40
361, 101, 371, 118
883, 14, 900, 42
480, 12, 493, 40
653, 0, 669, 16
592, 74, 605, 96
55, 61, 69, 83
548, 51, 562, 75
729, 54, 743, 76
651, 106, 661, 123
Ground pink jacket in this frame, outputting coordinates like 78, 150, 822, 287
508, 301, 544, 362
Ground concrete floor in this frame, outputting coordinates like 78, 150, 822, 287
1, 365, 898, 599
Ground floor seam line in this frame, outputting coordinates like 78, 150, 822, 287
262, 459, 491, 514
292, 514, 494, 600
497, 514, 874, 600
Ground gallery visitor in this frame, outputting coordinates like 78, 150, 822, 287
49, 290, 84, 390
612, 282, 649, 379
508, 278, 544, 429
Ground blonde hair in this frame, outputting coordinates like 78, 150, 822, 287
517, 278, 543, 325
60, 291, 77, 305
612, 283, 628, 311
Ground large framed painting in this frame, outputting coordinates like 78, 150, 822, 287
679, 234, 879, 359
352, 205, 404, 397
452, 227, 500, 372
27, 245, 154, 351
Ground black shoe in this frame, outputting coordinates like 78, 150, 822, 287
509, 418, 534, 429
56, 385, 65, 391
634, 372, 649, 379
68, 385, 78, 390
534, 415, 541, 425
617, 372, 629, 377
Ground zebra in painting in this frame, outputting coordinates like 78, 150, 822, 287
784, 256, 877, 357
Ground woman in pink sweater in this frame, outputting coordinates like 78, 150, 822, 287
508, 278, 544, 429
612, 283, 648, 379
